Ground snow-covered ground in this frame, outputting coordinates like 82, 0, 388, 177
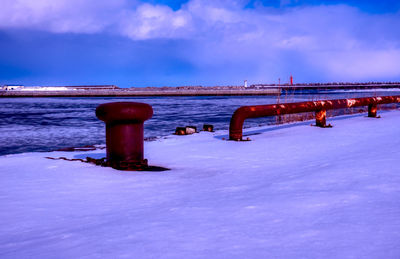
1, 111, 400, 258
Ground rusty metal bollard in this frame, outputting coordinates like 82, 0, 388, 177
96, 102, 153, 170
174, 126, 197, 135
203, 124, 214, 132
175, 127, 186, 135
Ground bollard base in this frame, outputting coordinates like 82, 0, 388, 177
111, 159, 148, 170
229, 137, 251, 141
85, 157, 169, 171
110, 159, 170, 171
314, 123, 333, 128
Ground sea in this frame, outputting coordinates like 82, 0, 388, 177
1, 89, 400, 156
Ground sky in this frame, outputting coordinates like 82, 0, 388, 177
0, 0, 399, 87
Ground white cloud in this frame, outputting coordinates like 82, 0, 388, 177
119, 4, 193, 40
0, 0, 128, 33
0, 0, 399, 81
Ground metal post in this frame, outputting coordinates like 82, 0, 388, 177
96, 102, 153, 170
315, 109, 327, 127
368, 104, 378, 118
203, 124, 214, 132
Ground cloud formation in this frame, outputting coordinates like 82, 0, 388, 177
0, 0, 127, 33
1, 0, 400, 85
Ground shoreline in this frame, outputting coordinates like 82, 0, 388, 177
0, 89, 280, 97
2, 84, 400, 97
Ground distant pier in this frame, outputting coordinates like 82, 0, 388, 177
251, 83, 400, 91
2, 82, 400, 97
0, 88, 280, 97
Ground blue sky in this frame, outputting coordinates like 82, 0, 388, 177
0, 0, 399, 87
145, 0, 400, 13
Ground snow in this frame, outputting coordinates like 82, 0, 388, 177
1, 111, 400, 258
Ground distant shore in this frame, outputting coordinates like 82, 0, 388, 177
2, 83, 400, 97
0, 88, 280, 97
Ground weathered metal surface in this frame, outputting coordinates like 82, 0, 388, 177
96, 102, 153, 170
175, 127, 187, 135
368, 104, 378, 118
315, 110, 327, 128
229, 96, 400, 141
175, 126, 197, 135
203, 124, 214, 132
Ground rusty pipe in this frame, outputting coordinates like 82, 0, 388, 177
229, 96, 400, 141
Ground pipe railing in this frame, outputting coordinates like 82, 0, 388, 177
229, 95, 400, 141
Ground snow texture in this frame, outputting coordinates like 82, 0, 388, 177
1, 111, 400, 258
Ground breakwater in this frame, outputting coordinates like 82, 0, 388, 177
252, 83, 400, 91
0, 89, 280, 97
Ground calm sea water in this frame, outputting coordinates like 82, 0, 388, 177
1, 90, 399, 156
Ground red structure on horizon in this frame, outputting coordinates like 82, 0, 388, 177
290, 75, 293, 86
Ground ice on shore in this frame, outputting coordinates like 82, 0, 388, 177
1, 111, 400, 258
